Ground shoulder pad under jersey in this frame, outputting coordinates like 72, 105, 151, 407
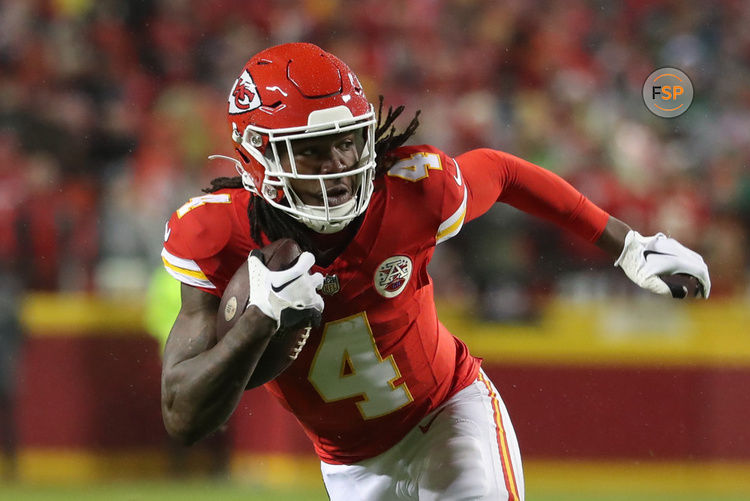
164, 192, 236, 260
384, 145, 466, 244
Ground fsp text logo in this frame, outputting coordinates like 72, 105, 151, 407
642, 68, 693, 118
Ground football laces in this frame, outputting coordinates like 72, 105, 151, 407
289, 326, 312, 360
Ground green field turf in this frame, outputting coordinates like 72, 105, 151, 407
0, 480, 327, 501
2, 480, 749, 501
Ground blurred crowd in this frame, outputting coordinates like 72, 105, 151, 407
1, 0, 749, 318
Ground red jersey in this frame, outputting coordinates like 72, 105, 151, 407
162, 145, 609, 464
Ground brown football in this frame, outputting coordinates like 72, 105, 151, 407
215, 238, 313, 389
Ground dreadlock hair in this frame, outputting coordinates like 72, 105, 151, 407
373, 95, 421, 176
203, 96, 421, 252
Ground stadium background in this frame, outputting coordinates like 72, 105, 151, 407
1, 0, 749, 499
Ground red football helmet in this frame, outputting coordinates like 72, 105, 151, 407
221, 42, 376, 233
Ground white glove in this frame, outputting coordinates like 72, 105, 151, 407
247, 250, 325, 330
614, 230, 711, 298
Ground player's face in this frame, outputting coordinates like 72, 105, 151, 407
279, 132, 362, 207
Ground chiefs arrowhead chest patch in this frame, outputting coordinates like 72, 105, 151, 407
374, 255, 413, 298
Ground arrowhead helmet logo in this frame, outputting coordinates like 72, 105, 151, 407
228, 70, 262, 114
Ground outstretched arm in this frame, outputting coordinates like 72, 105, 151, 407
455, 149, 710, 298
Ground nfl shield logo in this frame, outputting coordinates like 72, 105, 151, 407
320, 274, 340, 295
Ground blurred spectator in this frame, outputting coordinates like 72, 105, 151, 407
0, 130, 26, 481
0, 271, 22, 482
0, 277, 22, 482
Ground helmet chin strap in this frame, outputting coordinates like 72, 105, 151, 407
298, 198, 357, 234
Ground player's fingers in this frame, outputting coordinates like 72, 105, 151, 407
675, 270, 711, 298
310, 272, 325, 290
644, 237, 711, 298
643, 256, 710, 297
642, 249, 702, 276
652, 237, 704, 262
697, 273, 711, 298
311, 294, 324, 313
271, 252, 316, 285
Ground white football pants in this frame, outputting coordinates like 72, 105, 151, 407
321, 369, 524, 500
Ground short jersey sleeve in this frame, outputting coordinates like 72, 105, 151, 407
161, 192, 236, 295
384, 145, 469, 245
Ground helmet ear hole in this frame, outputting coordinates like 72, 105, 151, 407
235, 147, 252, 165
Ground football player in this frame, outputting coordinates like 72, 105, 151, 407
160, 43, 710, 500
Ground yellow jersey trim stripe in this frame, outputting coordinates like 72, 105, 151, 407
161, 248, 215, 289
162, 256, 208, 281
436, 159, 467, 244
436, 184, 467, 244
162, 263, 215, 289
161, 248, 203, 272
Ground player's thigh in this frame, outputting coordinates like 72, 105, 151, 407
321, 459, 397, 501
416, 372, 524, 501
